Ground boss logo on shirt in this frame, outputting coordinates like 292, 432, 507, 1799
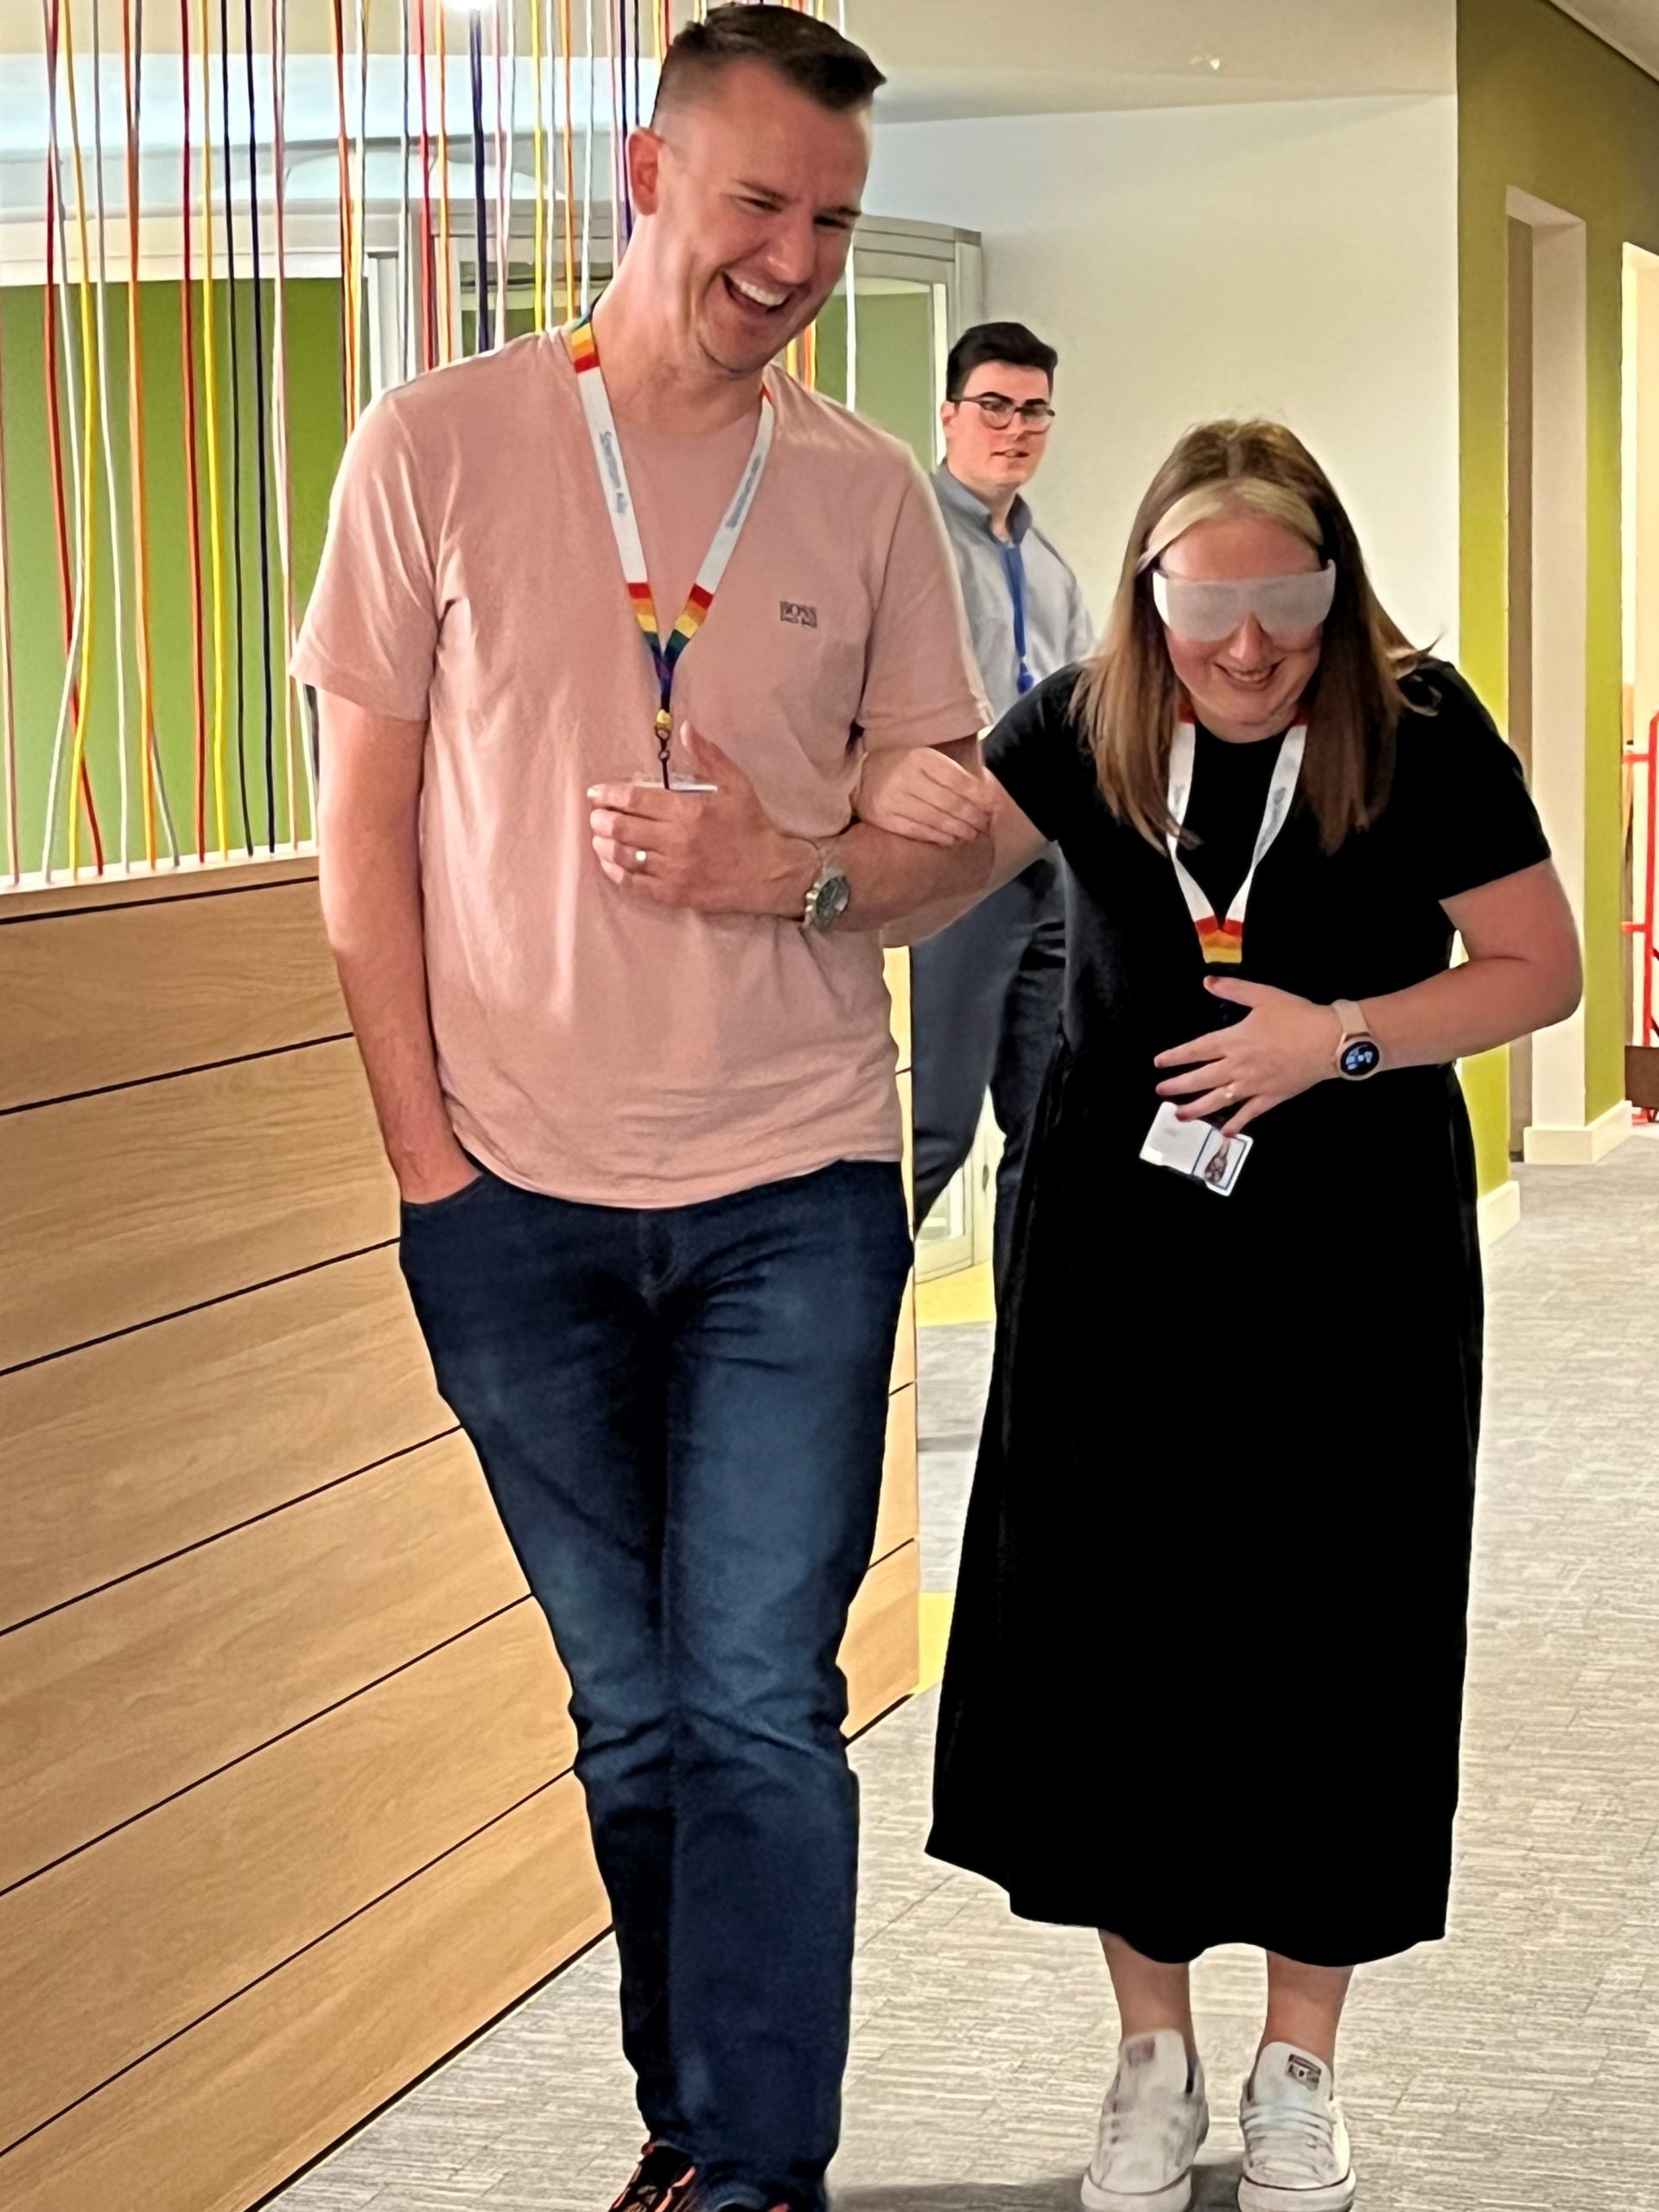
779, 600, 819, 628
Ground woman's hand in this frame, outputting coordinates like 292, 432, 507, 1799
855, 744, 995, 847
1153, 977, 1338, 1135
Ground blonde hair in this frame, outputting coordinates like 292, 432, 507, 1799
1075, 420, 1424, 852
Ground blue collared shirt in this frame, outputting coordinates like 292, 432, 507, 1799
931, 465, 1095, 723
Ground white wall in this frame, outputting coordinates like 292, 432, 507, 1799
869, 94, 1460, 657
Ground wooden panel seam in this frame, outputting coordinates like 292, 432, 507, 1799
0, 1033, 354, 1124
0, 1236, 399, 1386
0, 1589, 536, 1905
0, 1424, 461, 1643
1, 1743, 578, 2158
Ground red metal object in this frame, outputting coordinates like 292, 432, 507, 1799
1624, 711, 1659, 1118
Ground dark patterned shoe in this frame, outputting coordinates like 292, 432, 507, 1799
609, 2140, 698, 2211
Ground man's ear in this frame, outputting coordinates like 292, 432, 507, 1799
628, 126, 664, 218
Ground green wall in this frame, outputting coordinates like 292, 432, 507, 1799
1459, 0, 1659, 1185
815, 286, 940, 470
1, 278, 343, 875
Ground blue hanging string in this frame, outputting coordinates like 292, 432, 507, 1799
470, 16, 491, 348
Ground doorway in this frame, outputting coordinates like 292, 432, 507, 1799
1506, 188, 1589, 1161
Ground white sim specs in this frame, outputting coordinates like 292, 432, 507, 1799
1151, 563, 1338, 643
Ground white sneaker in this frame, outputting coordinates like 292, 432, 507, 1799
1082, 2027, 1210, 2212
1237, 2043, 1356, 2211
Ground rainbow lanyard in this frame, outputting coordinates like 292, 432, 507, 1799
566, 313, 776, 781
1165, 703, 1306, 966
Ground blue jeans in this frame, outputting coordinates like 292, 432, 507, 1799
398, 1159, 912, 2211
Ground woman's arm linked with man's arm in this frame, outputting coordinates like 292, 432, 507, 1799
856, 739, 1051, 946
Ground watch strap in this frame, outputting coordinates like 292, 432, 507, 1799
1332, 997, 1368, 1044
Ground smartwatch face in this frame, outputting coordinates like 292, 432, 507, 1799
1339, 1037, 1382, 1080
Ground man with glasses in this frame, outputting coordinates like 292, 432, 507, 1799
916, 321, 1094, 1286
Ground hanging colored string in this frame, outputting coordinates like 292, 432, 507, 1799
200, 0, 231, 855
354, 0, 372, 403
129, 0, 177, 865
219, 0, 251, 855
60, 0, 107, 879
416, 0, 436, 371
0, 214, 17, 885
493, 2, 510, 347
469, 14, 490, 351
559, 0, 577, 321
435, 0, 454, 362
329, 0, 357, 425
180, 0, 209, 858
581, 0, 596, 311
398, 0, 411, 378
270, 0, 306, 842
245, 0, 276, 850
38, 0, 103, 878
91, 0, 133, 867
530, 0, 547, 329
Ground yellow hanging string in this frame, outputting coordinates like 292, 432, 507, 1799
435, 0, 454, 361
270, 0, 303, 844
200, 6, 231, 856
60, 0, 102, 879
353, 0, 373, 417
124, 0, 161, 866
531, 0, 546, 330
558, 0, 575, 323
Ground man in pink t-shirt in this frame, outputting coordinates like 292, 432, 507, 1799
294, 12, 988, 2210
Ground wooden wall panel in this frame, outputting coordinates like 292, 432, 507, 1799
0, 1774, 609, 2212
872, 1385, 918, 1565
0, 1039, 395, 1371
0, 1602, 573, 2153
0, 879, 343, 1113
0, 1248, 448, 1632
885, 948, 912, 1071
0, 1434, 526, 1892
843, 1541, 921, 1737
890, 1272, 917, 1393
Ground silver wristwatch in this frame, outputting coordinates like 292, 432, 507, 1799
801, 842, 852, 933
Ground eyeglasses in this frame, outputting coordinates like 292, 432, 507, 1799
953, 392, 1057, 432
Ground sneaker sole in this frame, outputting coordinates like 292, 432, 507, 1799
1082, 2167, 1198, 2212
1236, 2174, 1356, 2212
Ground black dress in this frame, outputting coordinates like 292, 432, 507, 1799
927, 661, 1551, 1968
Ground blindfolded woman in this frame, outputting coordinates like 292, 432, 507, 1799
860, 419, 1580, 2212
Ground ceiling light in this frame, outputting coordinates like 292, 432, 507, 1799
1190, 53, 1224, 72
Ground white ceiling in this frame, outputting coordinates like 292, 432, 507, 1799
1550, 0, 1659, 81
845, 0, 1458, 122
0, 1, 1650, 158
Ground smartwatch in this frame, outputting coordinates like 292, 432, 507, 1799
1332, 997, 1382, 1082
801, 843, 852, 933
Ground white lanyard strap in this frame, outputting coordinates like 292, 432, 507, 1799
565, 314, 775, 740
1165, 709, 1306, 965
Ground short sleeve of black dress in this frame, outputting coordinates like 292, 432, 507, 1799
982, 667, 1095, 842
1392, 660, 1551, 899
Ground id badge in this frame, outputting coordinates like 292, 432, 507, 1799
1140, 1100, 1252, 1196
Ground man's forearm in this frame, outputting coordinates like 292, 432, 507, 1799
800, 817, 994, 932
320, 830, 466, 1193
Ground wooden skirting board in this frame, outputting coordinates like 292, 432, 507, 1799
0, 862, 920, 2211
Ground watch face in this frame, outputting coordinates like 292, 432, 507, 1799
1340, 1037, 1382, 1080
812, 873, 852, 928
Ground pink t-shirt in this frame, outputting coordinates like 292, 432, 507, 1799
294, 333, 988, 1207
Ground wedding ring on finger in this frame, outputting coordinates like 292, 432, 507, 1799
633, 848, 650, 873
1224, 1084, 1237, 1103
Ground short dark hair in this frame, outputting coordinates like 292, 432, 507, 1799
946, 321, 1058, 402
653, 4, 886, 123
